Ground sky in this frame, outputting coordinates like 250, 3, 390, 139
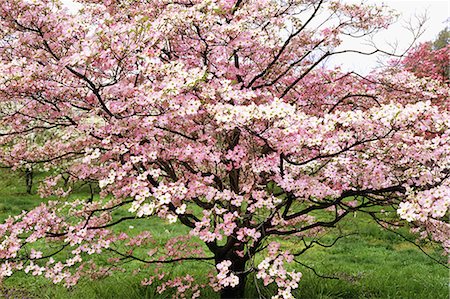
332, 0, 449, 73
62, 0, 448, 74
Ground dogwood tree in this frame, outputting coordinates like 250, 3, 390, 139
0, 0, 449, 298
401, 41, 449, 84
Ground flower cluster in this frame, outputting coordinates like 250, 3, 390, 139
398, 186, 450, 222
256, 243, 302, 299
191, 210, 223, 242
216, 260, 239, 288
0, 0, 448, 296
209, 97, 296, 129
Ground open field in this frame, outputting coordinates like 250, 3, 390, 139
0, 169, 448, 299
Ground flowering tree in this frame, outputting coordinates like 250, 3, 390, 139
401, 41, 449, 84
0, 0, 449, 298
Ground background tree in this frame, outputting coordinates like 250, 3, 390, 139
0, 101, 37, 194
433, 27, 449, 50
0, 1, 448, 299
401, 27, 449, 84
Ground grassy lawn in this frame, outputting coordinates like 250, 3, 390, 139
0, 169, 448, 298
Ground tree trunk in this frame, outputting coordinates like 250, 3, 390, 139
62, 173, 70, 188
220, 281, 246, 299
87, 183, 94, 203
217, 250, 248, 299
25, 167, 33, 195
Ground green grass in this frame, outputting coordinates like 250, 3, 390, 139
0, 169, 448, 298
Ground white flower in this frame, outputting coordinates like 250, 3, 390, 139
130, 156, 141, 164
175, 204, 186, 214
158, 193, 171, 205
229, 273, 239, 287
258, 258, 270, 270
128, 201, 142, 213
98, 179, 109, 188
167, 214, 177, 223
140, 203, 155, 216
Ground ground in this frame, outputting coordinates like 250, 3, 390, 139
0, 169, 447, 299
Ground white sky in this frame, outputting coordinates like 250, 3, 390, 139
334, 0, 449, 73
62, 0, 448, 74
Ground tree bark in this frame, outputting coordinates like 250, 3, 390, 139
25, 167, 33, 195
220, 281, 246, 299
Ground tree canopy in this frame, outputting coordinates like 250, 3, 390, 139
0, 1, 448, 298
